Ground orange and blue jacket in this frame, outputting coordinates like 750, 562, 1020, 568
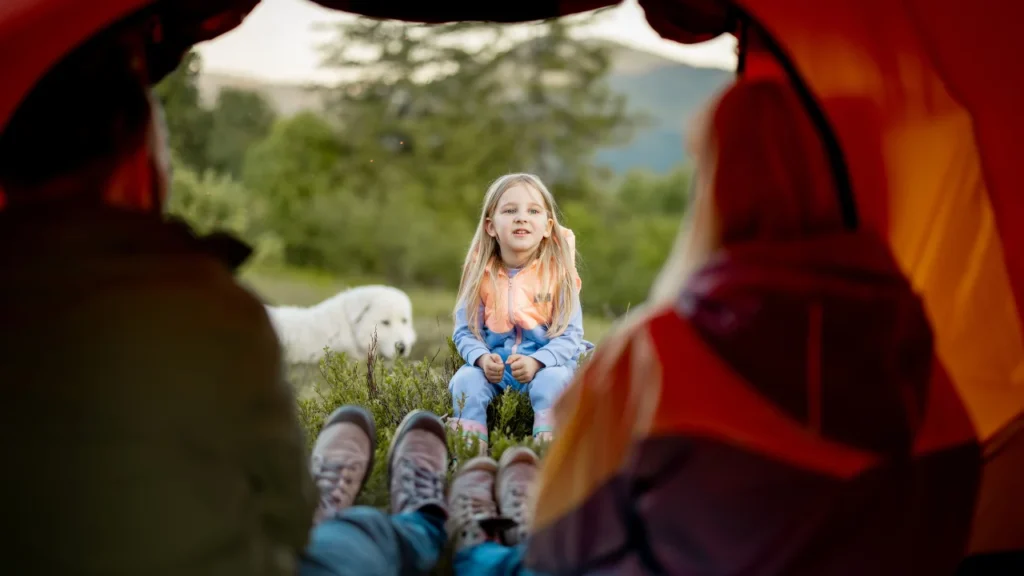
453, 229, 592, 386
525, 231, 982, 575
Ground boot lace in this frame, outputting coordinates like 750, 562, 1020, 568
393, 456, 445, 512
312, 456, 364, 514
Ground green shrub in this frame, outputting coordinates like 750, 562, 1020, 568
295, 336, 551, 509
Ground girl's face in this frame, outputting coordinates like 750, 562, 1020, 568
486, 183, 554, 268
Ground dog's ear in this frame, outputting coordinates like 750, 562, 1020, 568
342, 290, 373, 328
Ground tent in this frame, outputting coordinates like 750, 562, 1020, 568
2, 0, 1021, 558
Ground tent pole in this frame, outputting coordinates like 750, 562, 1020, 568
733, 7, 860, 230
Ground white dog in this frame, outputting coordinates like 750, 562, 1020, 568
265, 285, 417, 364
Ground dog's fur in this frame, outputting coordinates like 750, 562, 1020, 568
265, 285, 417, 364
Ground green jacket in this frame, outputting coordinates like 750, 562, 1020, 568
0, 207, 315, 575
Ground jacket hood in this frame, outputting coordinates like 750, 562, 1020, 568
679, 231, 934, 455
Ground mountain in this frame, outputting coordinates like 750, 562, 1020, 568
197, 39, 733, 175
596, 40, 734, 173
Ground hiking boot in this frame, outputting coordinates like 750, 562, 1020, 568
310, 406, 376, 524
447, 456, 516, 551
496, 446, 541, 545
387, 410, 449, 518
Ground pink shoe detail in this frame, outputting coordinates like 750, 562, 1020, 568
533, 408, 555, 436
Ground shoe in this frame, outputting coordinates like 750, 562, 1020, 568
495, 446, 540, 545
310, 406, 376, 524
447, 456, 516, 551
387, 410, 449, 518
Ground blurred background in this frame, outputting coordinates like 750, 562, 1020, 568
158, 0, 738, 362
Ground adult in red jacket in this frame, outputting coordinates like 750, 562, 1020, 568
526, 78, 983, 575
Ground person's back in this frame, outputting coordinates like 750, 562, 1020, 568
0, 208, 314, 575
526, 79, 981, 575
0, 19, 313, 576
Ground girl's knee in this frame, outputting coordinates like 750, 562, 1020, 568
450, 366, 495, 407
528, 366, 573, 406
532, 365, 573, 387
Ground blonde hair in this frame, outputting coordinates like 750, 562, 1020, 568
650, 78, 844, 304
455, 173, 580, 340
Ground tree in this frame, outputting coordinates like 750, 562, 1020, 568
616, 165, 693, 215
242, 111, 348, 267
166, 155, 283, 267
206, 88, 277, 178
313, 16, 642, 212
153, 50, 212, 173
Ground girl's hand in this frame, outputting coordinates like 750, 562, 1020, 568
476, 353, 505, 383
507, 354, 543, 384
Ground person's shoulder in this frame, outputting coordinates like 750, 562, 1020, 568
609, 301, 677, 340
577, 302, 675, 372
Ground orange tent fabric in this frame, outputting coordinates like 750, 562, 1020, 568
728, 0, 1024, 447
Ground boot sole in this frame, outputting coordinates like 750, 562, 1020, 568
497, 446, 540, 471
386, 409, 449, 487
321, 405, 377, 496
495, 447, 540, 545
457, 455, 499, 477
496, 446, 540, 510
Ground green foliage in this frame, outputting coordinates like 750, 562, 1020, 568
296, 337, 543, 510
159, 20, 696, 317
165, 156, 284, 267
562, 165, 692, 315
206, 88, 278, 178
155, 51, 277, 179
153, 51, 211, 173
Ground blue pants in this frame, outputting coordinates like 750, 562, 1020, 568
449, 362, 574, 437
455, 542, 538, 575
299, 506, 541, 576
300, 507, 445, 576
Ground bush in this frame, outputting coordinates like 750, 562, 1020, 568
295, 336, 552, 509
165, 156, 284, 267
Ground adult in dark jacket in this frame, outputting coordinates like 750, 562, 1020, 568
0, 17, 314, 576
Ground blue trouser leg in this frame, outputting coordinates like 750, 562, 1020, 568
527, 365, 574, 435
449, 364, 501, 438
454, 542, 543, 576
299, 507, 446, 576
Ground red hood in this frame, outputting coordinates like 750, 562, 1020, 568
679, 231, 934, 455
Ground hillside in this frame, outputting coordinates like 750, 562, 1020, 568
592, 39, 734, 173
198, 39, 733, 175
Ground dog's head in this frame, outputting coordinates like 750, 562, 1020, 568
343, 285, 417, 360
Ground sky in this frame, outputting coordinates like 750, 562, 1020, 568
196, 0, 738, 84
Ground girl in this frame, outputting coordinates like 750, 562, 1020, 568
448, 173, 590, 448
